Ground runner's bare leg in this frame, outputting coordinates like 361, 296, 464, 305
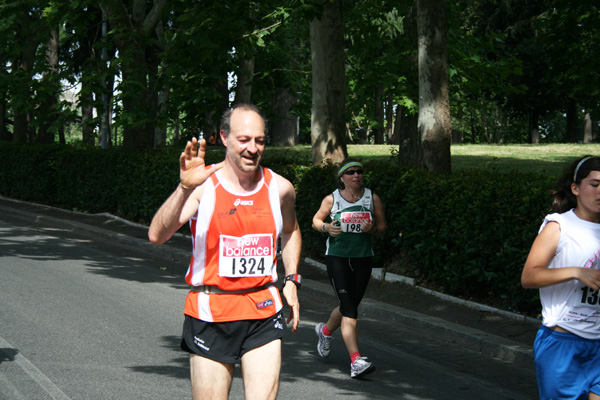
241, 339, 282, 400
326, 306, 359, 354
189, 354, 234, 400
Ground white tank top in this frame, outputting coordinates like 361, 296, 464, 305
538, 210, 600, 339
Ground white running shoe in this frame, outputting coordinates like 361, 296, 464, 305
315, 322, 333, 358
350, 357, 376, 379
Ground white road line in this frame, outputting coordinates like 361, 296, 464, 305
0, 337, 71, 400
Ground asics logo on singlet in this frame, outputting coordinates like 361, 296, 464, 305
234, 198, 253, 206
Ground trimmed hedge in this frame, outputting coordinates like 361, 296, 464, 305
0, 143, 221, 223
295, 160, 554, 315
0, 143, 555, 315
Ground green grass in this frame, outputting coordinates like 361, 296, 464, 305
259, 143, 600, 176
451, 143, 600, 175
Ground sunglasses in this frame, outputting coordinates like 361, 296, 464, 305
343, 169, 364, 176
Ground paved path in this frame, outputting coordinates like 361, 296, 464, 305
0, 196, 541, 366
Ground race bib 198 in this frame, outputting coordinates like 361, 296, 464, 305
339, 211, 372, 233
218, 234, 274, 277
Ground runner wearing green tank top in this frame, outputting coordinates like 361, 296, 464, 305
311, 159, 386, 379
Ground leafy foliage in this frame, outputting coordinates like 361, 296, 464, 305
1, 1, 598, 146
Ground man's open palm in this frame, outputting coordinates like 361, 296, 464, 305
179, 137, 223, 189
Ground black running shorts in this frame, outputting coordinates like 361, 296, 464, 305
180, 311, 285, 364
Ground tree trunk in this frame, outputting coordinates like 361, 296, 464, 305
529, 110, 540, 144
37, 28, 60, 144
386, 93, 396, 144
236, 57, 254, 104
173, 115, 181, 144
8, 4, 47, 144
345, 122, 354, 143
119, 47, 154, 149
76, 6, 103, 146
95, 87, 114, 147
452, 129, 463, 144
81, 85, 96, 146
13, 113, 30, 143
12, 41, 40, 143
309, 0, 347, 164
58, 126, 66, 145
106, 66, 116, 146
417, 0, 451, 173
211, 77, 230, 146
100, 0, 167, 149
565, 99, 578, 143
391, 105, 401, 145
154, 85, 169, 148
0, 93, 9, 142
583, 113, 593, 144
270, 87, 298, 146
152, 22, 169, 148
373, 86, 384, 144
494, 105, 503, 144
397, 106, 420, 166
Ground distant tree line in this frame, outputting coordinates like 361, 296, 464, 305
0, 1, 598, 169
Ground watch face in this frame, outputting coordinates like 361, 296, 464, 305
285, 274, 301, 287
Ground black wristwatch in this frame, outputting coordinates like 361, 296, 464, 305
283, 274, 302, 289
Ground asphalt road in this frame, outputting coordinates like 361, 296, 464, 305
0, 213, 537, 399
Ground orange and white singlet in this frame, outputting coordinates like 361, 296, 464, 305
183, 167, 284, 322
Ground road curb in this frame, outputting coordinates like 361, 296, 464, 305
306, 257, 539, 325
0, 202, 190, 263
302, 278, 534, 364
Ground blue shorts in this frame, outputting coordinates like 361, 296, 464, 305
534, 325, 600, 399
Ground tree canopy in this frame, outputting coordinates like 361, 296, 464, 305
0, 0, 598, 152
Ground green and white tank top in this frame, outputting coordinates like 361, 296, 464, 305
325, 188, 374, 258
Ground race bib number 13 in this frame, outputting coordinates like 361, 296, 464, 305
219, 234, 274, 278
576, 286, 600, 308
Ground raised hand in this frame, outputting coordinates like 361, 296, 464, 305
179, 137, 223, 190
